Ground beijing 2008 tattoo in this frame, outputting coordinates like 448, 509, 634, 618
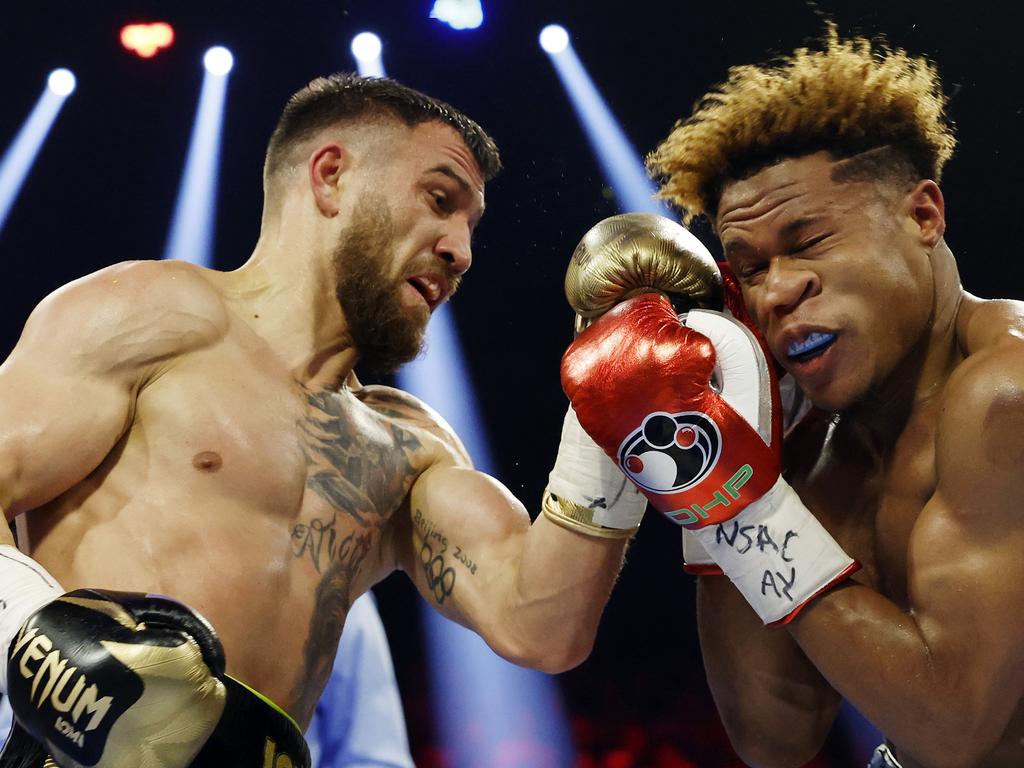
412, 509, 480, 606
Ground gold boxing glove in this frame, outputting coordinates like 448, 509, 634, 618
544, 214, 721, 539
565, 212, 722, 334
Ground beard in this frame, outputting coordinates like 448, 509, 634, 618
332, 196, 430, 375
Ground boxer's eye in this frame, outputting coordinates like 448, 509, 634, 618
792, 234, 828, 253
428, 190, 451, 214
738, 263, 767, 282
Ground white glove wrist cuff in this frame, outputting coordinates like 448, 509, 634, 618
682, 529, 723, 575
693, 478, 857, 624
546, 406, 647, 533
0, 544, 64, 692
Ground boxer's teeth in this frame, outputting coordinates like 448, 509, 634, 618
788, 332, 836, 360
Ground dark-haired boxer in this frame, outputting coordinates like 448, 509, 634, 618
0, 73, 644, 767
564, 27, 1024, 768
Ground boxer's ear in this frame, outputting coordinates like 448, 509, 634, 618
308, 143, 350, 217
905, 179, 945, 248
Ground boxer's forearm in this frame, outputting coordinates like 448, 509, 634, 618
697, 577, 839, 767
494, 512, 627, 671
404, 465, 627, 672
789, 583, 1013, 767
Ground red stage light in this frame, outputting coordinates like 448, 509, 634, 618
120, 22, 175, 58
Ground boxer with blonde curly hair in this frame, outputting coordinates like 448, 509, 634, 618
645, 27, 1024, 768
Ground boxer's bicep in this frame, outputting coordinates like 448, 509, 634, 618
399, 465, 531, 641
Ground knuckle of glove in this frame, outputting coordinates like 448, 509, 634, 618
6, 590, 226, 768
565, 213, 723, 325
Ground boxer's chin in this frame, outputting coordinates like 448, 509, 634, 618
350, 299, 428, 374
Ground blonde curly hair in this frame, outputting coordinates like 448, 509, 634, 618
648, 26, 956, 224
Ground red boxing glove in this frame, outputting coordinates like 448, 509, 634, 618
563, 293, 858, 624
562, 293, 780, 528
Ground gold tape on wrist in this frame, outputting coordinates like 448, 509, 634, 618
541, 490, 637, 540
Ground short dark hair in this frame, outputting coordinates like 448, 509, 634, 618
265, 73, 501, 181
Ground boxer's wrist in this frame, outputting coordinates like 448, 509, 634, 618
545, 406, 646, 538
692, 477, 859, 624
0, 544, 63, 692
682, 529, 724, 575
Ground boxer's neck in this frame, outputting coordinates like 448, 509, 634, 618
839, 240, 964, 446
219, 233, 358, 391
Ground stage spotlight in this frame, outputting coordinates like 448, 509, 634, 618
164, 54, 232, 265
351, 32, 382, 63
47, 69, 76, 97
542, 29, 669, 215
0, 70, 75, 233
539, 24, 569, 54
203, 46, 234, 76
350, 32, 385, 78
430, 0, 483, 30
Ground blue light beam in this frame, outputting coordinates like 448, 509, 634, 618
397, 306, 576, 767
541, 27, 671, 217
163, 50, 232, 265
0, 70, 76, 234
430, 0, 484, 31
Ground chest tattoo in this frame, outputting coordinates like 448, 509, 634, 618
290, 387, 424, 720
297, 387, 422, 527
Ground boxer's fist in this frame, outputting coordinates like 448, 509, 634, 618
6, 589, 227, 768
565, 213, 723, 334
562, 293, 780, 527
563, 296, 857, 624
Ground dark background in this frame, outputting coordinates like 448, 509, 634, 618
1, 1, 1019, 766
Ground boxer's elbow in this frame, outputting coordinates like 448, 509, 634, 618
723, 721, 826, 768
715, 694, 831, 768
487, 624, 596, 673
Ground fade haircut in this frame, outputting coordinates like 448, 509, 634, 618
647, 25, 956, 224
264, 73, 501, 186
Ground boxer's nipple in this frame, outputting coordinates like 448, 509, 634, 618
192, 451, 223, 473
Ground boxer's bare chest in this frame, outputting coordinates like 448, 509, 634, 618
29, 331, 442, 719
786, 403, 939, 608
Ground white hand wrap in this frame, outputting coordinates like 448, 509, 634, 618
544, 406, 647, 537
693, 478, 858, 625
682, 530, 722, 575
0, 544, 64, 692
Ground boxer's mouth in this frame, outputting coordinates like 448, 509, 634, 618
787, 332, 836, 362
407, 275, 446, 309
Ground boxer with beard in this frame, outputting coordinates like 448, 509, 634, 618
0, 73, 638, 767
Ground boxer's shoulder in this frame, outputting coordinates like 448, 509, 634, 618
934, 311, 1024, 514
956, 294, 1024, 357
354, 384, 472, 466
25, 260, 229, 369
